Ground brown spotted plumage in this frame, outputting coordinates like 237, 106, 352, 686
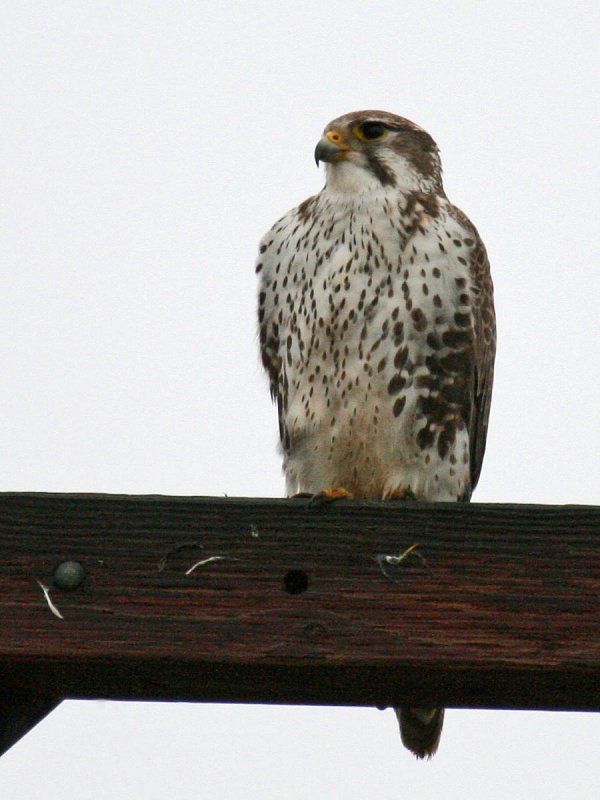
257, 110, 496, 758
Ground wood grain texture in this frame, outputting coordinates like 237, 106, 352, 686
0, 493, 599, 714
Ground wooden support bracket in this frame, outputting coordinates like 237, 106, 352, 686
0, 493, 599, 756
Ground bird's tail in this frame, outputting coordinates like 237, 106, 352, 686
395, 707, 445, 759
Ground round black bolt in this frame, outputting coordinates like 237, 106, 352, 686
54, 560, 85, 591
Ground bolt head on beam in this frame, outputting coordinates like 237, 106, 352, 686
54, 561, 85, 591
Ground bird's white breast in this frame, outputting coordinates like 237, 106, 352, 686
259, 188, 474, 500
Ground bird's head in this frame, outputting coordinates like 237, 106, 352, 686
314, 110, 443, 195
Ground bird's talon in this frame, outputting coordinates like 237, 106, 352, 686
308, 487, 354, 507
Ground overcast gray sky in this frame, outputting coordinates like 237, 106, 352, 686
2, 2, 599, 797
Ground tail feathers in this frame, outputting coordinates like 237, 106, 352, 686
395, 707, 445, 759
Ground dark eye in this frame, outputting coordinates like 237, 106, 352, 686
360, 122, 386, 140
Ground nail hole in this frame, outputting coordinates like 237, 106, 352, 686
283, 569, 309, 594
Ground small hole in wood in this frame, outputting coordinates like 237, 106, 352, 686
283, 569, 309, 594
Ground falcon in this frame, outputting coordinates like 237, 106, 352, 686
256, 110, 496, 758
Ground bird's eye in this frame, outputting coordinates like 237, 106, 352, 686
356, 122, 388, 142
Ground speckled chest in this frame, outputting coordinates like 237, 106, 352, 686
260, 190, 474, 444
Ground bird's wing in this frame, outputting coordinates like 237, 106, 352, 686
449, 204, 496, 495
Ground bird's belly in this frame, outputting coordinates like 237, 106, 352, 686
280, 216, 474, 501
289, 388, 410, 498
283, 336, 471, 502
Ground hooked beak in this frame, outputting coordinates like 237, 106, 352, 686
314, 131, 351, 165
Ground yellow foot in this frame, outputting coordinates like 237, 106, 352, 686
307, 487, 354, 507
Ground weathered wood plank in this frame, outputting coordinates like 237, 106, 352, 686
0, 493, 598, 716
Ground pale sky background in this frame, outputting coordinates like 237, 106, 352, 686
2, 1, 599, 797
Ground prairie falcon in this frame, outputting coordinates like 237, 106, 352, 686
256, 110, 496, 757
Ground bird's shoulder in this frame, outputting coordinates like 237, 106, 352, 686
256, 196, 319, 268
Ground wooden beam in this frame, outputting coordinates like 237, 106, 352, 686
0, 493, 599, 754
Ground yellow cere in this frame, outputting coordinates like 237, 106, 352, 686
326, 129, 350, 149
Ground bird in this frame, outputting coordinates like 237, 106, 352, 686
256, 110, 496, 758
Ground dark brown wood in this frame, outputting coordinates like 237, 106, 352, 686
0, 492, 599, 754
